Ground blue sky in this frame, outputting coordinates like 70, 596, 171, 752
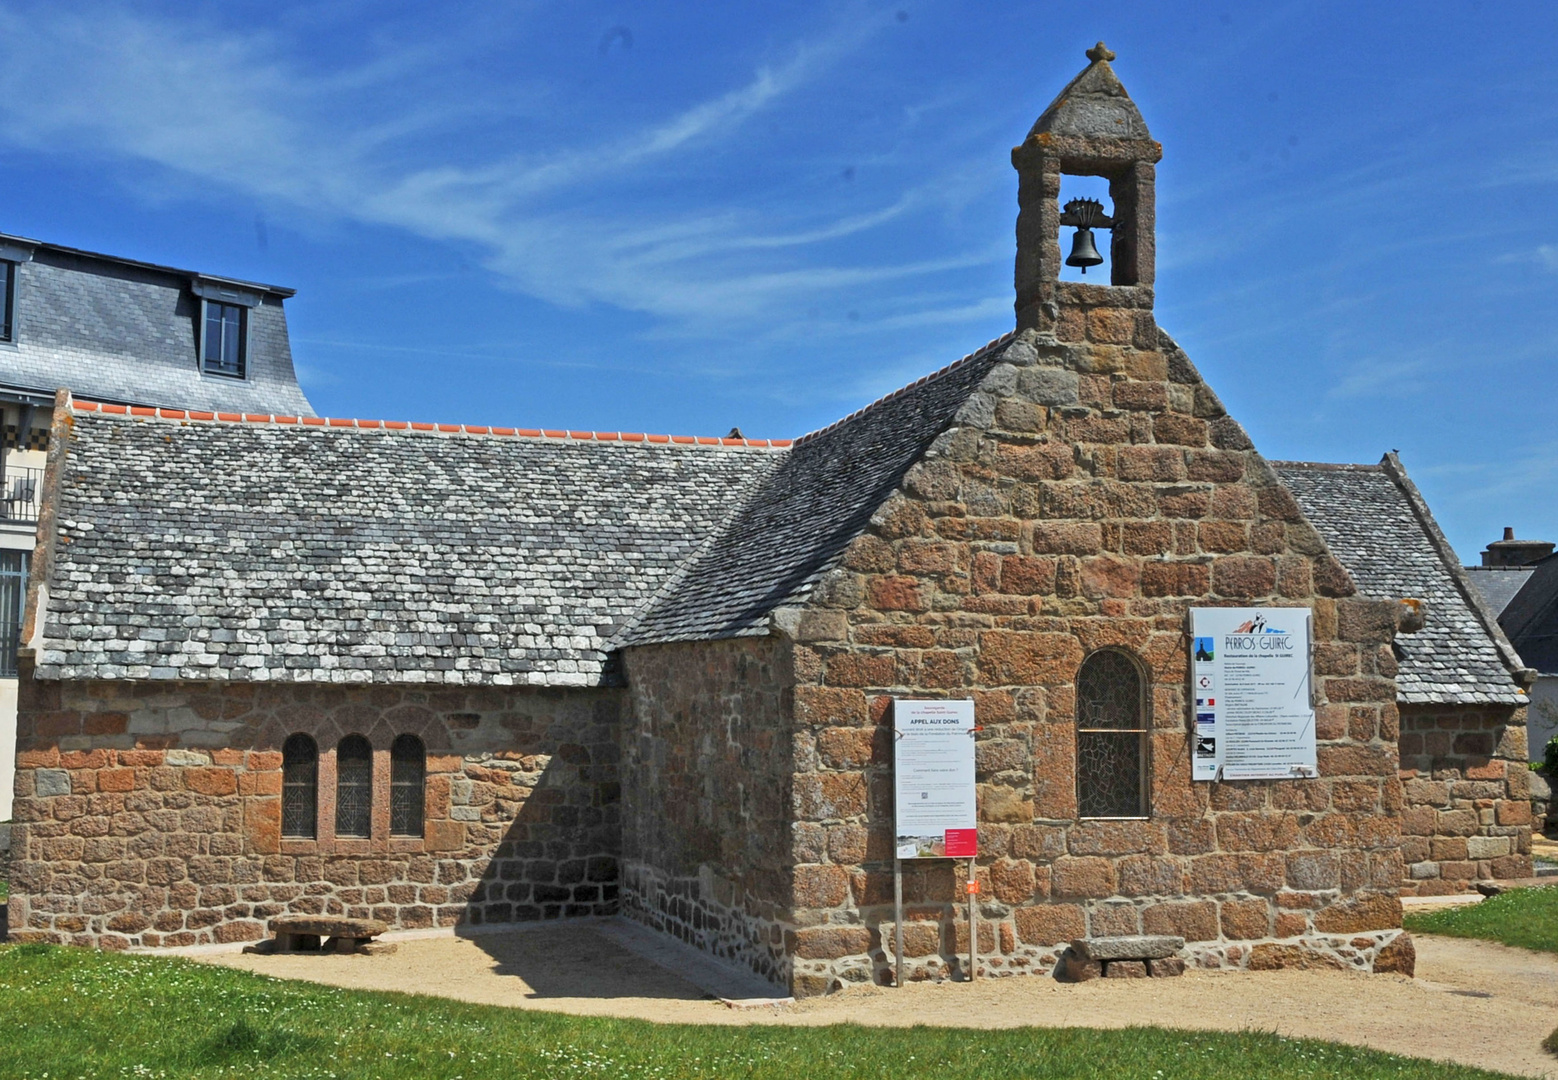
0, 1, 1554, 562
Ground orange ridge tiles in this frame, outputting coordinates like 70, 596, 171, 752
67, 398, 790, 449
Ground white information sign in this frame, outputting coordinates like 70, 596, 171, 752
893, 699, 977, 859
1189, 608, 1316, 781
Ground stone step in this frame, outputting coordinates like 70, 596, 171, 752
1071, 935, 1184, 961
1474, 878, 1558, 897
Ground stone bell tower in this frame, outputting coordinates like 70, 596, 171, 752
1013, 42, 1163, 333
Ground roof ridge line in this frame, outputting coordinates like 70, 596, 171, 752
69, 399, 793, 451
1268, 460, 1383, 471
790, 331, 1016, 448
1, 231, 296, 297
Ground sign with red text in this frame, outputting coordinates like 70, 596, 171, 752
894, 699, 977, 859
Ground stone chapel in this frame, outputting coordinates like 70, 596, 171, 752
8, 44, 1532, 995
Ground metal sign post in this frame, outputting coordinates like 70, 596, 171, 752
967, 859, 978, 982
893, 857, 905, 988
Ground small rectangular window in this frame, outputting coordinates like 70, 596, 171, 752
202, 301, 245, 378
0, 261, 14, 342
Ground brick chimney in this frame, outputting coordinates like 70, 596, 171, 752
1012, 42, 1163, 333
1480, 526, 1555, 567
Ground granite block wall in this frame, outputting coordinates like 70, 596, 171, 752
9, 667, 622, 948
621, 637, 795, 989
1398, 702, 1532, 894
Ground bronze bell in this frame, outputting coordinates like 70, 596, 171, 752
1066, 226, 1103, 272
1061, 196, 1111, 274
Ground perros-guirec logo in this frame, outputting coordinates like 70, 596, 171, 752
1231, 613, 1286, 635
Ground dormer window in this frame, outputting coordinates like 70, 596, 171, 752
202, 301, 245, 377
0, 260, 15, 342
0, 237, 33, 344
190, 275, 262, 380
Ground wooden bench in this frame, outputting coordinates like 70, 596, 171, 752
248, 915, 395, 956
1060, 935, 1185, 981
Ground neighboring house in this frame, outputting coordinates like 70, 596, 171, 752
1463, 531, 1558, 762
1273, 460, 1534, 895
0, 233, 312, 818
11, 45, 1473, 991
1464, 527, 1551, 618
1486, 554, 1558, 762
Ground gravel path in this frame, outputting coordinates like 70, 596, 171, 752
204, 926, 1558, 1078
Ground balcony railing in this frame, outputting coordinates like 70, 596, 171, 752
1, 466, 42, 524
0, 550, 26, 678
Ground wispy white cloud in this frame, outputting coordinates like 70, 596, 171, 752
1324, 356, 1433, 401
0, 1, 982, 338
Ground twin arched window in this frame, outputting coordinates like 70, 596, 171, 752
1076, 649, 1149, 818
279, 733, 425, 840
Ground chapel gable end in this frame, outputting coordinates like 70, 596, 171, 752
780, 45, 1409, 994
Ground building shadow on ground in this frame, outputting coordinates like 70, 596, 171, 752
454, 921, 713, 1001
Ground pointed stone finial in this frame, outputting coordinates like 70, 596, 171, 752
1025, 42, 1150, 142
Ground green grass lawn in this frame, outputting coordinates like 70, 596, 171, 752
0, 944, 1522, 1080
1403, 886, 1558, 954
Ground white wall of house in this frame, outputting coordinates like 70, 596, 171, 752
0, 678, 15, 821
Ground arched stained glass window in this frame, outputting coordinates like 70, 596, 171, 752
390, 734, 426, 837
335, 734, 373, 838
281, 733, 317, 839
1076, 649, 1149, 818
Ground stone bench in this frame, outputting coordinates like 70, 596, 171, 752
247, 915, 395, 956
1060, 936, 1185, 981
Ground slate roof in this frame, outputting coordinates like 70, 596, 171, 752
616, 334, 1014, 646
34, 328, 1011, 685
1464, 567, 1536, 617
0, 235, 314, 416
35, 408, 780, 685
1497, 555, 1558, 675
1273, 457, 1525, 705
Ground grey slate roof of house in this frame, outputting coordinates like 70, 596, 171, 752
1464, 567, 1536, 617
36, 411, 779, 685
1496, 555, 1558, 675
1273, 458, 1525, 705
617, 334, 1014, 646
0, 235, 315, 417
